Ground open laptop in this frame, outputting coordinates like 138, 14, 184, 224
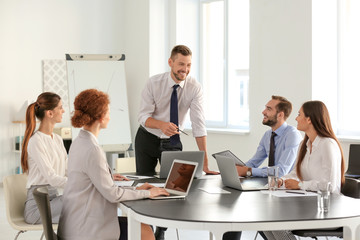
160, 151, 204, 179
212, 150, 246, 166
152, 159, 198, 200
215, 155, 268, 191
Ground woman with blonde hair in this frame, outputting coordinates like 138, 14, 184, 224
58, 89, 168, 240
22, 92, 67, 224
264, 100, 345, 240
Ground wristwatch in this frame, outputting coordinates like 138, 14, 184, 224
246, 168, 252, 177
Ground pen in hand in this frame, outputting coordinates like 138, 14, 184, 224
178, 128, 188, 135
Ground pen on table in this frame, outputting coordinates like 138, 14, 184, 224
125, 176, 139, 179
286, 190, 305, 195
178, 129, 188, 135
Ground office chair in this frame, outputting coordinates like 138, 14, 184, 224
292, 177, 360, 239
3, 174, 44, 239
33, 187, 58, 240
345, 144, 360, 178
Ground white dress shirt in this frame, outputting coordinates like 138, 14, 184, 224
26, 131, 68, 189
282, 136, 342, 194
138, 72, 207, 138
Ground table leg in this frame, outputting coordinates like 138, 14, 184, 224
209, 229, 224, 240
127, 210, 141, 240
343, 224, 359, 240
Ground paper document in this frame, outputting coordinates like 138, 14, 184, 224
115, 180, 135, 187
261, 190, 318, 197
198, 187, 231, 194
124, 175, 154, 180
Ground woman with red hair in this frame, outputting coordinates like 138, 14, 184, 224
58, 89, 168, 240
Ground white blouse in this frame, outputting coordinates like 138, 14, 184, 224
26, 131, 68, 189
282, 136, 342, 194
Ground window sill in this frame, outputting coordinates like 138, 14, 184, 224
337, 135, 360, 143
184, 128, 250, 135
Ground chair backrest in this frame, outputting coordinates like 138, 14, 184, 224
3, 174, 28, 228
346, 144, 360, 175
33, 187, 58, 240
341, 177, 360, 199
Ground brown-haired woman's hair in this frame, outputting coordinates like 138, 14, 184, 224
296, 101, 345, 185
71, 89, 110, 128
21, 92, 61, 173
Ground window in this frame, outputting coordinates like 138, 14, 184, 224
200, 0, 249, 131
337, 0, 360, 136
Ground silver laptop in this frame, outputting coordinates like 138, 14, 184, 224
160, 151, 204, 179
212, 150, 245, 166
215, 155, 268, 191
152, 159, 198, 200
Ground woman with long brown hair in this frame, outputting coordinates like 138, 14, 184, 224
22, 92, 67, 224
58, 89, 168, 240
264, 100, 345, 240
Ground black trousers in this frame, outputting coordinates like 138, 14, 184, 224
135, 126, 182, 175
222, 232, 242, 240
119, 216, 128, 240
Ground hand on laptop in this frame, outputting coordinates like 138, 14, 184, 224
149, 187, 170, 198
204, 168, 220, 175
113, 174, 130, 181
235, 166, 249, 177
136, 182, 155, 190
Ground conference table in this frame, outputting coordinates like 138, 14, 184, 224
120, 176, 360, 240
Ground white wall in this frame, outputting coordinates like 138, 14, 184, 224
0, 0, 355, 181
0, 0, 126, 179
182, 0, 313, 171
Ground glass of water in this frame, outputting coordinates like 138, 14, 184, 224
317, 181, 331, 212
267, 166, 279, 191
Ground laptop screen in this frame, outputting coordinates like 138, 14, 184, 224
165, 161, 197, 193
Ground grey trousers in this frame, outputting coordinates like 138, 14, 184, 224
24, 185, 63, 224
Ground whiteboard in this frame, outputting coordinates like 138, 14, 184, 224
66, 54, 131, 152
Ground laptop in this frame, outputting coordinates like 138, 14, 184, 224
152, 159, 198, 200
160, 151, 204, 179
212, 150, 245, 166
215, 155, 268, 191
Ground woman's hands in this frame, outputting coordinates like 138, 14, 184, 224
136, 182, 170, 198
112, 174, 129, 181
284, 179, 300, 190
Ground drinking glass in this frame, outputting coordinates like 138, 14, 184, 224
317, 181, 331, 212
267, 166, 279, 191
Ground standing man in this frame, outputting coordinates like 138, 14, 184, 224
236, 95, 302, 178
135, 45, 218, 176
135, 45, 218, 240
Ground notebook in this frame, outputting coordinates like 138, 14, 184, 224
212, 150, 245, 166
152, 159, 198, 200
159, 151, 204, 179
215, 155, 268, 191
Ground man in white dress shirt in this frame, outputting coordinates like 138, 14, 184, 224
135, 45, 218, 239
135, 45, 218, 177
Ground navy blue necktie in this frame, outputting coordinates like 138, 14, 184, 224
269, 132, 277, 166
170, 84, 180, 145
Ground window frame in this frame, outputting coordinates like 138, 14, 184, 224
199, 0, 249, 131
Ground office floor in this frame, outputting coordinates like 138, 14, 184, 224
0, 185, 339, 240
